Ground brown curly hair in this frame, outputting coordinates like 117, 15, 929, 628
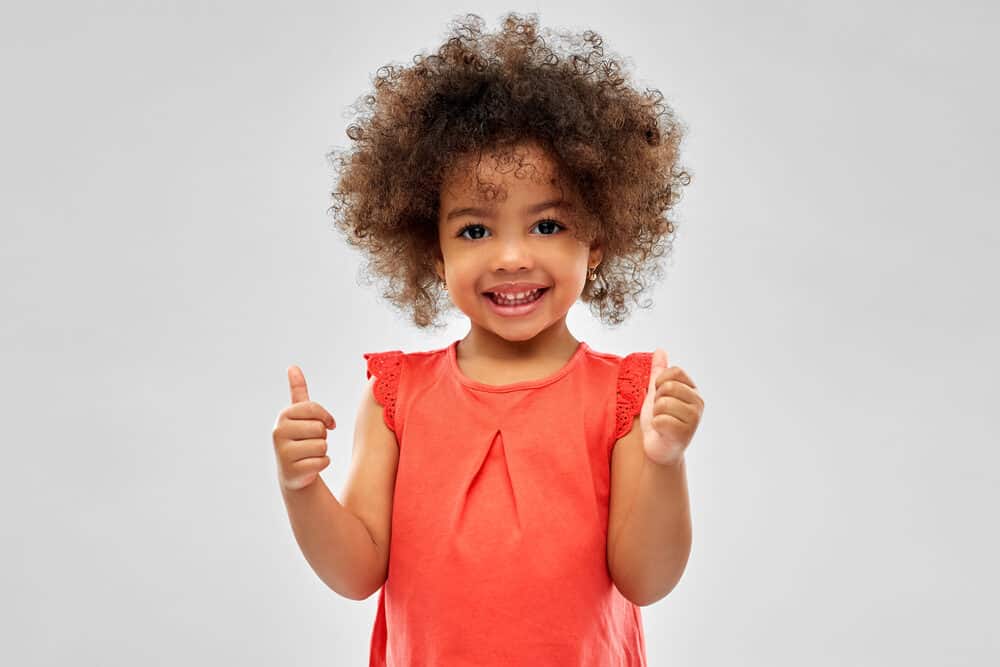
326, 12, 691, 329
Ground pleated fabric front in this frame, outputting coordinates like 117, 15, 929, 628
363, 339, 653, 667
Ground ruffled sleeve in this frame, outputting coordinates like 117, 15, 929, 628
613, 351, 653, 441
363, 350, 404, 435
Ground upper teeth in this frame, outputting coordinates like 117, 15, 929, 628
495, 289, 539, 300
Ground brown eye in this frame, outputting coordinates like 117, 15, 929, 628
534, 219, 565, 235
457, 224, 488, 240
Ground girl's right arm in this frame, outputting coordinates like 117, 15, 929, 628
273, 367, 399, 601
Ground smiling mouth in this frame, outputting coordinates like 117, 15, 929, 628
483, 287, 549, 306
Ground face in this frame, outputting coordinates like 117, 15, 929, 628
435, 141, 603, 343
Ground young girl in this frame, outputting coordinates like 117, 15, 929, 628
273, 12, 703, 666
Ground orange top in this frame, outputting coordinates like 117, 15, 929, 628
363, 339, 653, 666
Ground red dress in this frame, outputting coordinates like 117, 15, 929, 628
363, 339, 653, 666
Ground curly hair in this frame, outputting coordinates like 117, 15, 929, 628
326, 12, 691, 329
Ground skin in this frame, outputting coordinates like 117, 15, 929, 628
433, 140, 603, 380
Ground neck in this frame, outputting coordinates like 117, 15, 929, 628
459, 317, 579, 363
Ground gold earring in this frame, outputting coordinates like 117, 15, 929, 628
588, 265, 598, 282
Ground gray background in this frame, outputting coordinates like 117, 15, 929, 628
3, 1, 997, 665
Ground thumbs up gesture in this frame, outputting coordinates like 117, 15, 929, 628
272, 365, 337, 491
639, 348, 704, 466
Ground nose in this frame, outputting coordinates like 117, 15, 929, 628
491, 234, 533, 273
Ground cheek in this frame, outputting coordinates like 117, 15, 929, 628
446, 258, 481, 287
555, 251, 590, 281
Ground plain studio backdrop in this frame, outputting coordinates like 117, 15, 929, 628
2, 1, 997, 665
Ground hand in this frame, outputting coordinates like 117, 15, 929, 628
639, 348, 704, 466
272, 366, 337, 491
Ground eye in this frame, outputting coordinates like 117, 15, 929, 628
456, 224, 489, 240
533, 218, 565, 235
455, 219, 566, 241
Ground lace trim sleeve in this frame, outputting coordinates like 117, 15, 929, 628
613, 351, 653, 442
363, 350, 404, 434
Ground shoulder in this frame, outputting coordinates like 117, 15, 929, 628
362, 342, 453, 392
578, 343, 653, 379
363, 342, 451, 375
578, 344, 654, 442
361, 343, 451, 435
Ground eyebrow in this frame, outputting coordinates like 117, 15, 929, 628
444, 198, 569, 223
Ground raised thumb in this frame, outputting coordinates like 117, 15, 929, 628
288, 365, 310, 404
647, 348, 669, 395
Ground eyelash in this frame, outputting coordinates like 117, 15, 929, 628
456, 219, 566, 240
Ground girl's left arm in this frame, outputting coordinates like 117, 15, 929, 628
607, 348, 702, 607
608, 437, 691, 607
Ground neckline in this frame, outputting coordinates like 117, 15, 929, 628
447, 339, 589, 392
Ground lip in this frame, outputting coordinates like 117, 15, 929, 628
482, 286, 549, 318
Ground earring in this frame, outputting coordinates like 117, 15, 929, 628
588, 264, 598, 282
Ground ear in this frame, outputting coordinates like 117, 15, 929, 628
433, 256, 445, 282
588, 242, 604, 267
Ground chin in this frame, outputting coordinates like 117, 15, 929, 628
492, 327, 546, 342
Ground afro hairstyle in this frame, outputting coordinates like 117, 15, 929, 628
326, 12, 691, 329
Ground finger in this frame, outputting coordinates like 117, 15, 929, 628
281, 417, 332, 441
656, 365, 697, 391
654, 395, 698, 425
288, 365, 310, 404
289, 455, 330, 476
656, 382, 702, 410
285, 401, 336, 429
280, 438, 329, 461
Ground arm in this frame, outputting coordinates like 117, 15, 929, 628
607, 415, 692, 607
281, 376, 399, 601
281, 475, 381, 600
